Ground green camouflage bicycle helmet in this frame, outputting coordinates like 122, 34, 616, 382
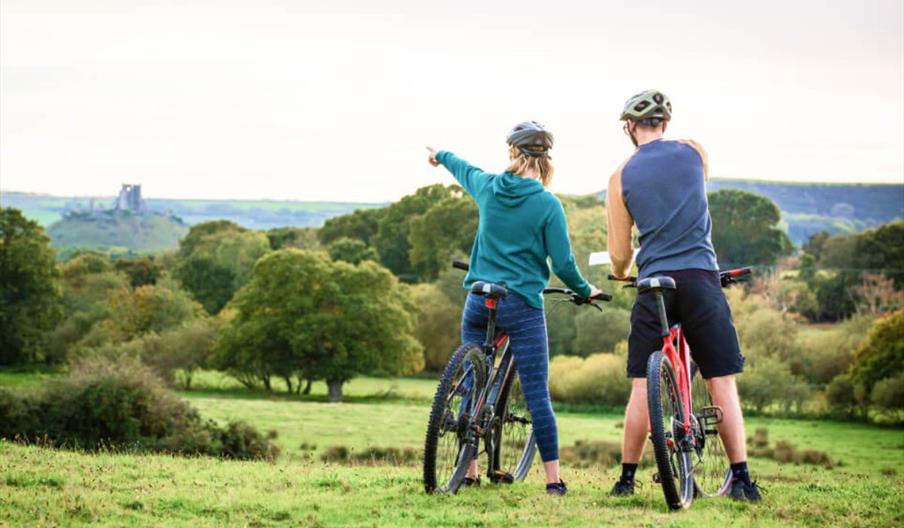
507, 121, 554, 158
620, 90, 672, 125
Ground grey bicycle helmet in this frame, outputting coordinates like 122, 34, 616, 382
620, 90, 672, 125
506, 121, 553, 158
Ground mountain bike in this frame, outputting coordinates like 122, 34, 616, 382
423, 261, 611, 494
609, 267, 751, 510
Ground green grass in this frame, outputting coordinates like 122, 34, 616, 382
2, 371, 903, 526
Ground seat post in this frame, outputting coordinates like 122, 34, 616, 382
654, 291, 670, 338
483, 297, 499, 351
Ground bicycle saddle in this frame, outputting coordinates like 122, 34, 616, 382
636, 276, 677, 295
470, 281, 509, 300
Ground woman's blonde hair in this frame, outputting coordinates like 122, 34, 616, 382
506, 146, 554, 187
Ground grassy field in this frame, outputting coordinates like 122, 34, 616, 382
2, 372, 903, 527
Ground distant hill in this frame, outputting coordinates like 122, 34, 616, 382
600, 179, 903, 245
0, 192, 381, 230
47, 210, 189, 254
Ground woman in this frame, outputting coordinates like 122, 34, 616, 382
426, 121, 601, 496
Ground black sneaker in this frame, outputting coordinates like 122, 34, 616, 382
610, 478, 635, 497
546, 480, 567, 496
728, 479, 763, 502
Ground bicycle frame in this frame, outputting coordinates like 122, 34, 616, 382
658, 321, 694, 440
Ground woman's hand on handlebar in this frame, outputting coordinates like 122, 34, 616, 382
589, 285, 605, 299
426, 146, 440, 167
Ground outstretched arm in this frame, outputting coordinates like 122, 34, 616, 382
426, 146, 488, 197
544, 200, 592, 297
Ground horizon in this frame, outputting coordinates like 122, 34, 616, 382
4, 174, 904, 205
2, 1, 903, 202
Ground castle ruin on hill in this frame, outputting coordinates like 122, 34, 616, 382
114, 184, 147, 214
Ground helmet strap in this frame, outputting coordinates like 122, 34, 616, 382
623, 122, 639, 148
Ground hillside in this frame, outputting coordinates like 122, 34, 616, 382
47, 210, 189, 254
0, 192, 380, 230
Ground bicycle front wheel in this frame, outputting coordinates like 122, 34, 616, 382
423, 344, 486, 494
647, 351, 694, 510
491, 365, 536, 482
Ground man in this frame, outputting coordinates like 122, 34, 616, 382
605, 90, 761, 501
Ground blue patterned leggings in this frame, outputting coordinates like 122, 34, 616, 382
461, 292, 559, 462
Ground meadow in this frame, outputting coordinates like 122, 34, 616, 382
2, 372, 902, 527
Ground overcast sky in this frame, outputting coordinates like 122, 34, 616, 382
1, 0, 902, 202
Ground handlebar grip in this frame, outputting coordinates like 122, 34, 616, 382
593, 292, 613, 302
452, 260, 469, 271
608, 274, 637, 282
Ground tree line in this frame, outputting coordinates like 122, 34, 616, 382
1, 185, 901, 413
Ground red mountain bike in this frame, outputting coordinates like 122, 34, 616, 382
610, 267, 751, 510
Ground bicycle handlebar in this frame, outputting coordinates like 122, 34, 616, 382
451, 261, 611, 307
607, 268, 754, 288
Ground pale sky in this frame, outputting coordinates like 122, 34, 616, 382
1, 0, 902, 202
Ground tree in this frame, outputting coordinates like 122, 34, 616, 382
328, 237, 379, 265
318, 208, 385, 246
114, 256, 162, 287
0, 208, 63, 365
215, 250, 423, 401
849, 309, 904, 399
173, 221, 270, 313
374, 184, 455, 281
708, 189, 792, 267
266, 227, 321, 250
408, 196, 478, 281
410, 282, 462, 371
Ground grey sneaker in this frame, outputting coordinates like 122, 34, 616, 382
728, 479, 763, 502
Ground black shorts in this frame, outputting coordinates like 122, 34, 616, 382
627, 269, 745, 379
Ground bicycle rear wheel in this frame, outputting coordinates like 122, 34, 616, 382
690, 364, 732, 497
491, 363, 536, 482
647, 351, 694, 510
423, 344, 486, 494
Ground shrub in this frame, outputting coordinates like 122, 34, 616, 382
826, 374, 857, 415
573, 308, 631, 357
871, 374, 904, 413
549, 353, 629, 405
0, 357, 278, 460
737, 356, 810, 413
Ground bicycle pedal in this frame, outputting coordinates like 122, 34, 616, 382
698, 406, 724, 426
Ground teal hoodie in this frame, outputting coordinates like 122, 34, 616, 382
436, 151, 591, 309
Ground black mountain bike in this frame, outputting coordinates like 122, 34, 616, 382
423, 261, 611, 493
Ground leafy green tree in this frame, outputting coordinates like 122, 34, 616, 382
410, 282, 462, 371
328, 237, 378, 265
708, 189, 792, 267
114, 257, 162, 287
267, 227, 321, 250
850, 309, 904, 398
215, 250, 423, 401
318, 208, 385, 246
374, 184, 455, 281
0, 208, 63, 365
408, 196, 478, 281
174, 221, 270, 313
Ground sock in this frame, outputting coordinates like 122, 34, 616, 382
620, 463, 638, 482
731, 462, 752, 485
